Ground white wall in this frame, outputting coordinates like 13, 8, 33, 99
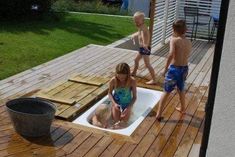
128, 0, 151, 17
206, 0, 235, 156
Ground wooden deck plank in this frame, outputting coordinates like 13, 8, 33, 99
143, 90, 207, 157
0, 125, 60, 156
0, 129, 15, 138
58, 82, 109, 121
188, 119, 205, 157
158, 88, 209, 157
68, 133, 103, 157
99, 140, 126, 157
54, 47, 135, 120
125, 92, 192, 156
61, 131, 92, 155
189, 41, 208, 64
0, 126, 58, 153
0, 124, 13, 132
113, 41, 214, 157
100, 41, 214, 157
114, 94, 177, 157
0, 41, 214, 157
172, 110, 205, 157
83, 136, 113, 157
36, 94, 76, 105
72, 46, 122, 76
0, 45, 99, 95
87, 51, 165, 156
43, 81, 75, 97
100, 93, 176, 157
143, 60, 211, 157
6, 132, 72, 157
128, 47, 212, 157
0, 45, 115, 99
54, 103, 70, 116
68, 77, 106, 86
41, 76, 98, 118
186, 45, 214, 84
0, 45, 101, 90
0, 45, 92, 88
42, 44, 130, 118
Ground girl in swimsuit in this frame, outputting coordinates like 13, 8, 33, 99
108, 63, 137, 123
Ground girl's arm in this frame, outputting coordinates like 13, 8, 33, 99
121, 78, 137, 117
131, 32, 139, 38
129, 78, 137, 107
108, 78, 119, 108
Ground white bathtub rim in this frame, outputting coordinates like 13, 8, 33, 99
73, 87, 162, 136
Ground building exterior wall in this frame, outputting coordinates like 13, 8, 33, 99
206, 0, 235, 156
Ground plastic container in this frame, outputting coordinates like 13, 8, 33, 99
6, 97, 56, 137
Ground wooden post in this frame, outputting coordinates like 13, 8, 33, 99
176, 0, 180, 19
162, 0, 170, 44
149, 0, 156, 47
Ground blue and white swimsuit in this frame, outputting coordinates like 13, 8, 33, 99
113, 87, 132, 112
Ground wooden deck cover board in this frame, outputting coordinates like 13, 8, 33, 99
0, 41, 213, 157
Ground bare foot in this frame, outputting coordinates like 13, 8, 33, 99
146, 80, 157, 85
155, 115, 164, 121
175, 107, 186, 114
112, 121, 127, 129
131, 72, 136, 77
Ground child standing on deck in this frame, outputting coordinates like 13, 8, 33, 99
131, 11, 156, 85
109, 63, 137, 124
156, 19, 192, 121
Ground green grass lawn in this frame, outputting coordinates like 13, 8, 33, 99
0, 13, 138, 80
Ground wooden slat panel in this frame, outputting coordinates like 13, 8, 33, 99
54, 103, 70, 116
36, 94, 76, 105
58, 83, 109, 121
69, 77, 106, 86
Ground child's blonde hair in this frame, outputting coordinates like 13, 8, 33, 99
133, 11, 145, 20
95, 104, 110, 122
173, 19, 187, 35
115, 62, 131, 88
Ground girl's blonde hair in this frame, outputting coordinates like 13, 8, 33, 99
95, 105, 110, 122
133, 11, 145, 19
115, 62, 131, 88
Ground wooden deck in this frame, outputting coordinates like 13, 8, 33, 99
0, 40, 214, 157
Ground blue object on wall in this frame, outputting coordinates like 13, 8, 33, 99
121, 0, 129, 10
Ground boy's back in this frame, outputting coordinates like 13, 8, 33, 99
172, 36, 192, 66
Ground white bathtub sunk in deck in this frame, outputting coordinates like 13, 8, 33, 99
73, 87, 162, 136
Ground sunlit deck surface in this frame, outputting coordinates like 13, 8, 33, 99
0, 40, 214, 157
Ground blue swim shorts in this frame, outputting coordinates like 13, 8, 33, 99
164, 65, 188, 93
139, 47, 151, 55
